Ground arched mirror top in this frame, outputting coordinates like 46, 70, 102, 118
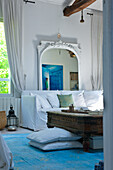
38, 40, 81, 62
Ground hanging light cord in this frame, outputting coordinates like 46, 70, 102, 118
80, 10, 84, 23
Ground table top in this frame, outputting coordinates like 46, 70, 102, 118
47, 110, 103, 139
47, 110, 103, 118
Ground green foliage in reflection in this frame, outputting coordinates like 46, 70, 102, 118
0, 22, 10, 93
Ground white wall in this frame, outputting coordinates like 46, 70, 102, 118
23, 1, 92, 90
41, 49, 78, 90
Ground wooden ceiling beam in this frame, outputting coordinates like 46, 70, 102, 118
63, 0, 96, 17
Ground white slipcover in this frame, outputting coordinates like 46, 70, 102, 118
0, 133, 14, 170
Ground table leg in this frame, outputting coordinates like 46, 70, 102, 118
47, 123, 54, 128
83, 135, 90, 152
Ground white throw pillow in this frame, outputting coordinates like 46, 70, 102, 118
84, 91, 103, 111
30, 93, 51, 109
29, 140, 83, 151
27, 127, 82, 144
36, 95, 52, 109
72, 91, 87, 108
47, 93, 60, 108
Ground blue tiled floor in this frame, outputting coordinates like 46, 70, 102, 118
3, 134, 104, 170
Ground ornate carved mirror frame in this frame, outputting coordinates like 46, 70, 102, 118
37, 40, 81, 90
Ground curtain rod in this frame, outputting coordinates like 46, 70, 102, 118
23, 0, 35, 4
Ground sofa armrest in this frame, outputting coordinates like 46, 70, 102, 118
21, 95, 37, 130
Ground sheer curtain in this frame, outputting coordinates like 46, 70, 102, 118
91, 11, 103, 90
1, 0, 24, 92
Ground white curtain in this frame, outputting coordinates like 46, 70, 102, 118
1, 0, 24, 92
91, 11, 103, 90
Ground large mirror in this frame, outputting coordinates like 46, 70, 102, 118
37, 40, 81, 90
41, 49, 78, 90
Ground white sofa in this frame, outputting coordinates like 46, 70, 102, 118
21, 90, 103, 131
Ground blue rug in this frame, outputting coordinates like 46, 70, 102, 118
2, 134, 103, 170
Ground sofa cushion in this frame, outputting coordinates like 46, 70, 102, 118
72, 92, 87, 108
84, 91, 103, 111
27, 127, 82, 144
36, 95, 52, 109
57, 94, 74, 107
29, 140, 83, 151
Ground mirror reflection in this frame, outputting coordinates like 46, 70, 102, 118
41, 48, 79, 90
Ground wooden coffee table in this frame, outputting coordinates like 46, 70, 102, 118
47, 110, 103, 152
